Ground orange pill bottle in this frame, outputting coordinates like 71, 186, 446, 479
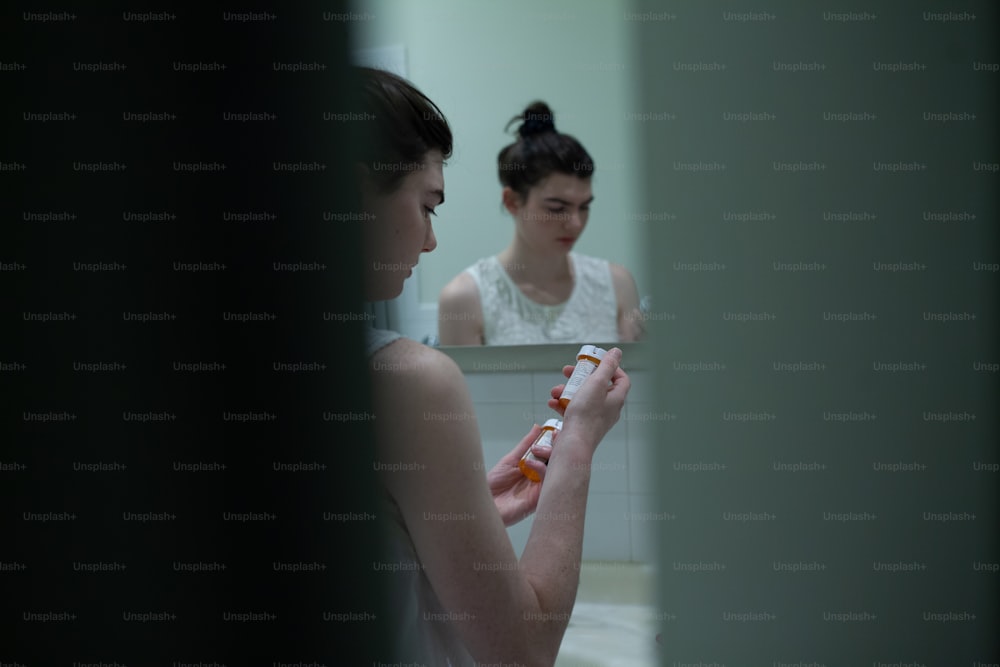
518, 418, 562, 482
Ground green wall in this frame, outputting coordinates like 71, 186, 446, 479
635, 1, 999, 662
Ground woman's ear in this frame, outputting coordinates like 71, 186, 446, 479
501, 186, 523, 216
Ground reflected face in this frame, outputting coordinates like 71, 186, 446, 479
506, 173, 593, 254
361, 150, 444, 301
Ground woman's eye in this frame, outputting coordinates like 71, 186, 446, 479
548, 208, 565, 214
424, 207, 437, 217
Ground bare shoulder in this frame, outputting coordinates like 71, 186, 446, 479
439, 271, 481, 311
370, 337, 462, 389
369, 338, 472, 429
368, 337, 478, 477
438, 271, 484, 345
608, 261, 637, 290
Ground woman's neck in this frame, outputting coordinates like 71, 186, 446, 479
498, 238, 573, 287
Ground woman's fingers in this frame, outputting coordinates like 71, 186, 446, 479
531, 437, 553, 461
511, 423, 542, 459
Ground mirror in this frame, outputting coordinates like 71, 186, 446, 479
352, 0, 647, 347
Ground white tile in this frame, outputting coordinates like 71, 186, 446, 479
531, 369, 571, 405
628, 494, 666, 564
624, 369, 655, 403
582, 493, 631, 561
463, 372, 533, 403
603, 415, 628, 446
625, 400, 672, 425
588, 435, 629, 495
624, 403, 659, 494
472, 403, 536, 445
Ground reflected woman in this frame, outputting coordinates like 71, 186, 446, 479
438, 101, 643, 345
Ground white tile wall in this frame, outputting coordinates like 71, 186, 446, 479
475, 403, 536, 446
468, 369, 658, 563
464, 372, 534, 404
624, 401, 658, 495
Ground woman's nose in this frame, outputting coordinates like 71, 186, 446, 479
423, 224, 437, 253
564, 211, 583, 231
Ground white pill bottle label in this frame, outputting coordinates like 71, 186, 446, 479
558, 345, 607, 407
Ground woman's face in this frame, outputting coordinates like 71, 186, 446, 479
506, 173, 593, 255
361, 150, 444, 301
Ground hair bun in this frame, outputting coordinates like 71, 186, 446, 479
518, 105, 556, 138
498, 100, 593, 196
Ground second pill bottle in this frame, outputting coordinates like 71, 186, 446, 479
519, 418, 562, 482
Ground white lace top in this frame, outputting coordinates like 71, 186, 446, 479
465, 252, 620, 345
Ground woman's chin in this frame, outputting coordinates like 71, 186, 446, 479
363, 265, 415, 304
363, 278, 403, 303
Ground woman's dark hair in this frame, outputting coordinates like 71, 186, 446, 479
351, 67, 453, 193
498, 101, 594, 199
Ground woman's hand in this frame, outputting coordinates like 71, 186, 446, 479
491, 348, 629, 524
546, 347, 629, 456
546, 364, 576, 418
487, 423, 552, 526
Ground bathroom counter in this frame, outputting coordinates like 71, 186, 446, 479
555, 561, 659, 667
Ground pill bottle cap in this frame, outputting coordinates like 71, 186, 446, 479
577, 345, 607, 360
542, 418, 562, 430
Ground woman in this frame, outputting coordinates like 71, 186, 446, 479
438, 101, 643, 345
354, 68, 630, 665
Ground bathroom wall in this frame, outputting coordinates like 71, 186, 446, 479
633, 0, 999, 663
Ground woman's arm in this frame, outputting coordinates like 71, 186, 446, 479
438, 272, 485, 345
370, 340, 628, 666
610, 262, 643, 342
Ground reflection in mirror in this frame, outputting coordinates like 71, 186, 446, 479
353, 0, 648, 346
437, 102, 643, 346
